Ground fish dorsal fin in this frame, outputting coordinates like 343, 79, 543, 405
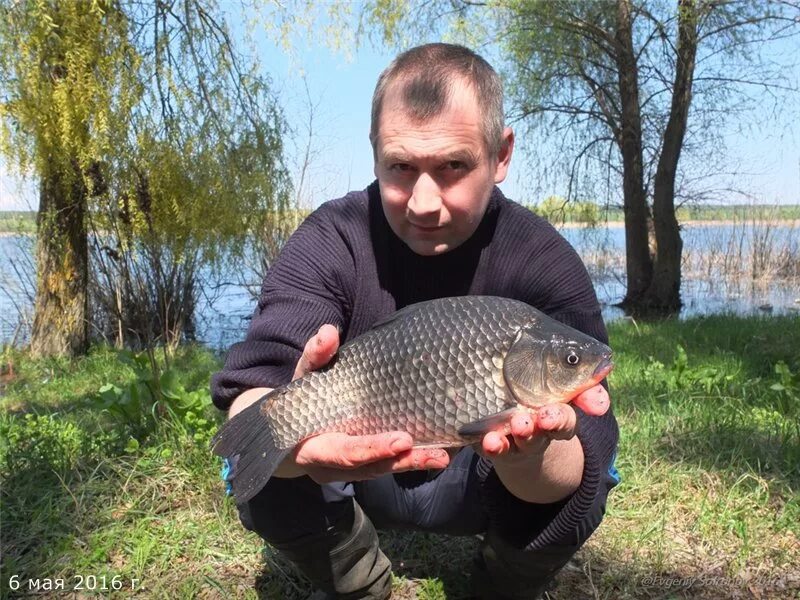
369, 299, 441, 331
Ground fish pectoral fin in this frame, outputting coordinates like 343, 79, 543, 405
458, 408, 522, 437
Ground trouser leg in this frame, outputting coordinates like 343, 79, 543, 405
357, 446, 610, 600
469, 450, 616, 600
357, 448, 577, 599
471, 530, 577, 600
236, 476, 392, 599
234, 446, 613, 600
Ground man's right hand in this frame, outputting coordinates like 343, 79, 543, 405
232, 324, 451, 485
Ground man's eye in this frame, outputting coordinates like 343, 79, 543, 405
445, 161, 467, 171
390, 163, 413, 172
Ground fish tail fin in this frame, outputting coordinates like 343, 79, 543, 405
211, 392, 292, 503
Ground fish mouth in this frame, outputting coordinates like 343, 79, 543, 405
591, 356, 614, 382
566, 356, 613, 401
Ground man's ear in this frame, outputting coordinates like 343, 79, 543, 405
371, 134, 379, 178
493, 127, 515, 184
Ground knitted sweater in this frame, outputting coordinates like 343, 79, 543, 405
211, 181, 619, 550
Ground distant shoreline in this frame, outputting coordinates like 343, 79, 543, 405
554, 218, 800, 229
1, 218, 798, 236
0, 231, 34, 237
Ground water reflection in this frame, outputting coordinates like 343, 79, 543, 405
595, 277, 799, 323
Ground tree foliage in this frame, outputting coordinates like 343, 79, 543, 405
0, 0, 138, 187
357, 0, 800, 314
1, 0, 290, 352
1, 0, 139, 355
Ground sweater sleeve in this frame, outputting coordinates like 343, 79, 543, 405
210, 203, 356, 411
478, 213, 620, 550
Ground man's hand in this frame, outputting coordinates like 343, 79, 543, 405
273, 324, 450, 484
479, 384, 610, 463
477, 384, 611, 503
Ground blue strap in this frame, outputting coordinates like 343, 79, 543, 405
220, 456, 238, 496
607, 450, 621, 484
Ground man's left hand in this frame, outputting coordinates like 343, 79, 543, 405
479, 384, 610, 464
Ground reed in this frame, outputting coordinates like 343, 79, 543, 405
553, 206, 800, 308
680, 208, 799, 296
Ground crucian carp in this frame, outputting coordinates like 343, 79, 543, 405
212, 296, 613, 502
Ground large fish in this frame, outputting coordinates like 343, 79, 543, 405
212, 296, 613, 502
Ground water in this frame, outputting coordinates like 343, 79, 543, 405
193, 275, 258, 350
557, 222, 800, 322
0, 235, 35, 346
2, 222, 798, 349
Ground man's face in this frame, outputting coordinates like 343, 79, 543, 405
373, 80, 513, 256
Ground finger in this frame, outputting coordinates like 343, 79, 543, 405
293, 324, 340, 380
481, 431, 511, 457
306, 448, 451, 484
509, 411, 549, 454
536, 403, 577, 441
509, 412, 535, 440
572, 384, 610, 416
294, 431, 413, 470
386, 447, 452, 472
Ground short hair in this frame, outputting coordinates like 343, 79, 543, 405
370, 43, 505, 156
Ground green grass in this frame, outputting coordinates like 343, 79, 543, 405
1, 316, 799, 598
580, 316, 800, 599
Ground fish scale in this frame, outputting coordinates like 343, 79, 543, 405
212, 295, 613, 503
266, 296, 533, 447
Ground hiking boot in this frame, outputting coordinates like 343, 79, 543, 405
468, 531, 569, 600
271, 502, 392, 600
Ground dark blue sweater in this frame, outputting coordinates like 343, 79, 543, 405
211, 181, 619, 550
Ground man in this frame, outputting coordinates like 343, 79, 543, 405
211, 43, 619, 599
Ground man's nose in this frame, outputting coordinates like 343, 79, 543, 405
408, 173, 442, 217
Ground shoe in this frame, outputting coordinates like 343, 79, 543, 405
273, 502, 392, 600
468, 542, 555, 600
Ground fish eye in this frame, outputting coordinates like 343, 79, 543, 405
565, 351, 580, 366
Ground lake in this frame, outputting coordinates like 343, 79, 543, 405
1, 220, 798, 349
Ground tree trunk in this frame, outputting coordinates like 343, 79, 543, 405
643, 0, 699, 313
614, 0, 653, 309
29, 159, 89, 357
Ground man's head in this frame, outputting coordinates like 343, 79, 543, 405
371, 43, 514, 256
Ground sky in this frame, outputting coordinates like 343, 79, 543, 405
1, 10, 798, 211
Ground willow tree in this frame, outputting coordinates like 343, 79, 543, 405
89, 1, 289, 349
0, 1, 137, 356
1, 0, 289, 354
359, 0, 799, 315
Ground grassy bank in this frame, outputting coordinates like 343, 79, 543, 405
1, 315, 799, 598
4, 206, 800, 234
527, 203, 800, 225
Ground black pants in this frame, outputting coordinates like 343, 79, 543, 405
237, 447, 612, 599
